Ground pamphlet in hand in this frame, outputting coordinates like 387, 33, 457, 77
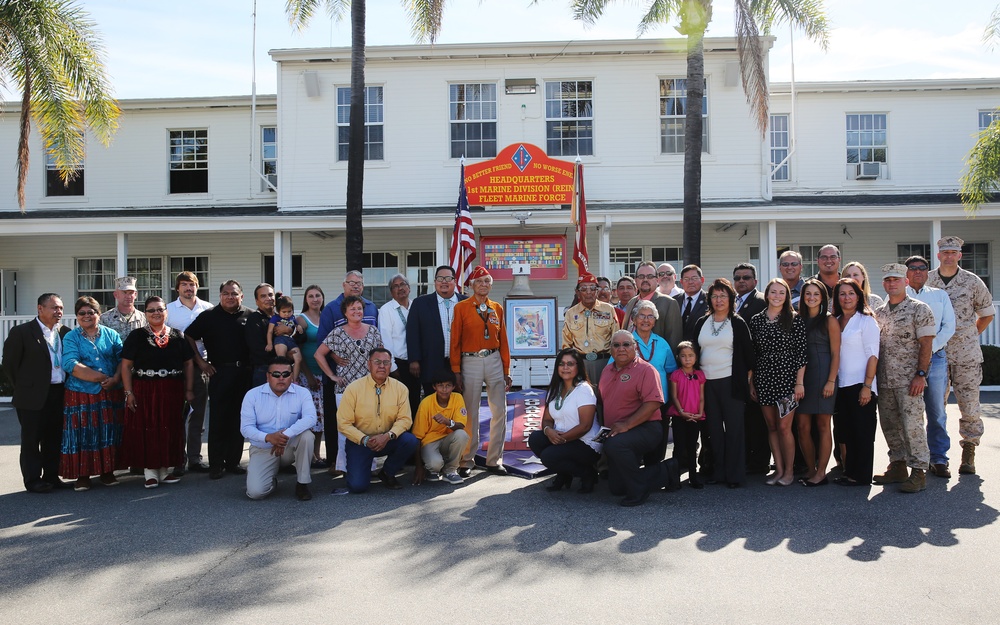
592, 426, 612, 443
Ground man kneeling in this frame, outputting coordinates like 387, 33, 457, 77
240, 356, 317, 501
413, 370, 470, 485
338, 348, 419, 492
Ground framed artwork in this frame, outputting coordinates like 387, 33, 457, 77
504, 297, 558, 358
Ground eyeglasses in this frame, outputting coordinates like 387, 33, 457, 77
779, 262, 800, 268
681, 276, 702, 282
710, 294, 729, 300
557, 361, 577, 367
268, 371, 292, 378
77, 310, 97, 316
733, 275, 754, 281
390, 283, 409, 289
598, 286, 611, 292
635, 273, 656, 280
611, 342, 634, 348
656, 272, 674, 278
818, 255, 840, 261
344, 280, 364, 287
221, 291, 241, 297
578, 286, 598, 293
635, 314, 656, 320
907, 265, 928, 271
145, 308, 166, 314
371, 359, 392, 367
434, 276, 455, 283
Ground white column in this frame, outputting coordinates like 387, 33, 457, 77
931, 219, 942, 265
600, 215, 612, 278
436, 227, 449, 267
759, 220, 778, 281
273, 230, 292, 294
116, 233, 128, 277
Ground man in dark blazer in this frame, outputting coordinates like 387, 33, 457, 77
674, 264, 708, 343
406, 265, 466, 395
621, 262, 683, 353
733, 263, 770, 474
2, 293, 72, 493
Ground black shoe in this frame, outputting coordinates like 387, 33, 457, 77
26, 480, 53, 494
227, 466, 247, 476
378, 469, 402, 490
546, 473, 572, 492
209, 467, 225, 480
187, 462, 210, 473
689, 478, 704, 490
172, 465, 186, 477
620, 490, 650, 507
129, 467, 143, 476
45, 477, 72, 490
727, 482, 740, 489
458, 467, 472, 478
486, 464, 507, 475
578, 476, 597, 494
279, 464, 297, 475
803, 477, 829, 487
295, 483, 313, 501
661, 458, 681, 492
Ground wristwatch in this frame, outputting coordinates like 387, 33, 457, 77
916, 370, 927, 378
449, 419, 456, 429
388, 432, 397, 441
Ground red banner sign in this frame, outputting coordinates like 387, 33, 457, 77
464, 143, 575, 206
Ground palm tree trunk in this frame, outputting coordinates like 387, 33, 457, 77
682, 31, 704, 268
345, 0, 366, 272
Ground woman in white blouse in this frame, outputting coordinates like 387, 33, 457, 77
831, 278, 880, 486
528, 349, 601, 494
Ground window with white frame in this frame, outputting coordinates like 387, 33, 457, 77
979, 110, 1000, 131
960, 242, 992, 292
261, 126, 277, 192
770, 114, 789, 181
545, 80, 593, 156
405, 251, 437, 297
897, 243, 931, 263
169, 129, 208, 194
659, 78, 709, 154
45, 143, 84, 197
650, 246, 684, 268
749, 246, 762, 280
450, 83, 497, 159
337, 86, 384, 161
363, 251, 438, 306
169, 256, 210, 302
846, 113, 887, 171
77, 257, 163, 311
608, 247, 644, 279
263, 254, 303, 289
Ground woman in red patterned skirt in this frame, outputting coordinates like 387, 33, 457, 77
121, 296, 195, 489
61, 297, 125, 491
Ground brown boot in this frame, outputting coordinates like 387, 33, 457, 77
929, 463, 951, 478
872, 460, 908, 484
900, 468, 926, 493
959, 445, 976, 475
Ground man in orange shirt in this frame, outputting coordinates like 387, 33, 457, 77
450, 266, 512, 476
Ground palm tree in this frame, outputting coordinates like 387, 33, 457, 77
571, 0, 828, 266
286, 0, 445, 272
960, 4, 1000, 215
0, 0, 119, 212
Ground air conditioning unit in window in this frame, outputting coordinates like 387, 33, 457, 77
854, 162, 881, 180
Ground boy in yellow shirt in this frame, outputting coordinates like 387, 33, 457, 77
412, 370, 469, 485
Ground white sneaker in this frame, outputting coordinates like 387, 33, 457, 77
444, 472, 463, 485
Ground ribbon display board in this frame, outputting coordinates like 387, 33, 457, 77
464, 143, 575, 206
480, 235, 567, 280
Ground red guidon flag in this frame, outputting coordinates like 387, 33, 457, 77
570, 161, 589, 275
450, 163, 477, 286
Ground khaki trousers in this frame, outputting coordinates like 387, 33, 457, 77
246, 430, 315, 499
421, 429, 471, 474
460, 351, 507, 468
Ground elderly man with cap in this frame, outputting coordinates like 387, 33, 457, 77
100, 276, 147, 341
926, 236, 995, 475
563, 273, 620, 385
872, 263, 936, 493
451, 266, 512, 477
904, 255, 956, 478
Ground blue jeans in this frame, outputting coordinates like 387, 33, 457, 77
924, 350, 950, 464
344, 432, 418, 493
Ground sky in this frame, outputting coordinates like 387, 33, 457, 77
70, 0, 1000, 100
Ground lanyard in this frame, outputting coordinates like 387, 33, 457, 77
477, 302, 492, 341
45, 329, 62, 369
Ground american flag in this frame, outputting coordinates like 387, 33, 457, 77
571, 161, 589, 274
450, 164, 477, 286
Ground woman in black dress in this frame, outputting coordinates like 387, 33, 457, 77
121, 296, 195, 488
749, 279, 807, 486
796, 279, 841, 486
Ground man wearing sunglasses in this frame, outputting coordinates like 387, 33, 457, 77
240, 357, 317, 501
338, 348, 418, 492
621, 261, 683, 353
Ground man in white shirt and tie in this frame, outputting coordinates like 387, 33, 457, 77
379, 273, 420, 416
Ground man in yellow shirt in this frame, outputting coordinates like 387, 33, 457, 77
337, 347, 418, 492
412, 370, 469, 485
562, 273, 620, 385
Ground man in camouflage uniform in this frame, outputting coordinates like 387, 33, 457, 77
926, 236, 995, 475
563, 273, 620, 385
100, 276, 147, 340
872, 263, 935, 493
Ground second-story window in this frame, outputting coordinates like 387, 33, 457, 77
846, 113, 887, 178
45, 143, 85, 197
770, 114, 789, 181
545, 80, 593, 156
659, 78, 709, 154
168, 129, 208, 194
261, 126, 276, 191
337, 86, 384, 161
450, 83, 497, 159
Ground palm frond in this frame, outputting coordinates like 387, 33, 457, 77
403, 0, 445, 44
735, 0, 768, 135
985, 5, 1000, 52
286, 0, 349, 30
750, 0, 830, 50
960, 119, 1000, 215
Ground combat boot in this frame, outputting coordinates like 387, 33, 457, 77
959, 445, 976, 475
872, 460, 908, 484
900, 468, 926, 493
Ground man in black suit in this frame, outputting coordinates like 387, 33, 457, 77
621, 261, 683, 353
406, 265, 465, 395
733, 263, 769, 474
674, 264, 708, 342
2, 293, 72, 493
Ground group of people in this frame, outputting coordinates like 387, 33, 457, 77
2, 236, 993, 506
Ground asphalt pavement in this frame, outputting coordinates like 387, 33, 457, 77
1, 395, 998, 625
